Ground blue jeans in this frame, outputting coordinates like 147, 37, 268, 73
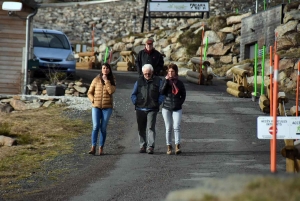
162, 108, 182, 145
91, 107, 113, 147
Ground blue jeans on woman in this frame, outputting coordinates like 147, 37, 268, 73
162, 108, 182, 145
91, 107, 113, 147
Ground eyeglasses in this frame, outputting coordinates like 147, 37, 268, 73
143, 73, 152, 76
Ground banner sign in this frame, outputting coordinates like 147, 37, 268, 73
149, 2, 209, 12
257, 116, 300, 139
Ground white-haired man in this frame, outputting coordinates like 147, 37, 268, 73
131, 64, 165, 154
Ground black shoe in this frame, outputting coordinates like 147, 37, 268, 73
147, 147, 154, 154
139, 147, 146, 153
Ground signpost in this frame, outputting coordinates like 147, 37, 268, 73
149, 1, 209, 12
257, 116, 300, 139
141, 0, 210, 32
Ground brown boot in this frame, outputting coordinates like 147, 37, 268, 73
166, 145, 172, 155
99, 146, 104, 155
175, 144, 181, 155
88, 146, 96, 155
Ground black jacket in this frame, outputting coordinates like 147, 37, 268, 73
135, 76, 161, 110
136, 49, 164, 76
160, 79, 186, 111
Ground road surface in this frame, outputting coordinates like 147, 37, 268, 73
68, 69, 286, 201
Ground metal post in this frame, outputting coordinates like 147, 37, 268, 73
256, 0, 258, 13
141, 0, 148, 33
133, 15, 136, 33
147, 0, 151, 31
24, 9, 38, 95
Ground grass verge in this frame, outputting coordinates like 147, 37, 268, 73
0, 106, 91, 191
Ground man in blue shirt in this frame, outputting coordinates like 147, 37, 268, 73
131, 64, 165, 154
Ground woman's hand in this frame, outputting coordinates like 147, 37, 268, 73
165, 74, 170, 80
102, 75, 108, 81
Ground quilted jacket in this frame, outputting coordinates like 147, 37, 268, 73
87, 75, 116, 109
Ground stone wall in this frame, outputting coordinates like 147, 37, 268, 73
240, 5, 283, 60
33, 0, 277, 46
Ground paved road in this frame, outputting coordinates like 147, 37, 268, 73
70, 69, 286, 201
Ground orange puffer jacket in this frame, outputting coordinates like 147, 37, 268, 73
87, 75, 116, 109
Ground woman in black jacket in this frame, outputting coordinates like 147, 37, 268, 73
160, 63, 186, 155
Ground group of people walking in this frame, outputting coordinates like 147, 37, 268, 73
87, 38, 186, 156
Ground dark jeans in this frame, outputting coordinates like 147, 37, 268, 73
136, 110, 158, 149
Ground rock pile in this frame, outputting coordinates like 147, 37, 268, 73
0, 94, 91, 113
27, 80, 90, 96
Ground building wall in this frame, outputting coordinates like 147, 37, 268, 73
0, 0, 30, 94
240, 5, 283, 60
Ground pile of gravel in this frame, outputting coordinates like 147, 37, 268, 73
63, 97, 91, 111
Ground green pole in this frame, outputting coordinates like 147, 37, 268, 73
236, 8, 238, 14
104, 47, 109, 63
254, 44, 258, 96
202, 37, 208, 69
261, 46, 265, 95
264, 0, 266, 10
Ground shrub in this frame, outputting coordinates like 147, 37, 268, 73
178, 29, 203, 57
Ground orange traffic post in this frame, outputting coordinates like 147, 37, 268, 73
198, 23, 205, 85
274, 32, 277, 55
271, 54, 279, 173
269, 46, 273, 164
269, 46, 273, 116
297, 62, 300, 116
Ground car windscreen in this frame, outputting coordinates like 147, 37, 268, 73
33, 32, 70, 50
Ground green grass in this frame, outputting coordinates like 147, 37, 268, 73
178, 29, 203, 57
0, 106, 91, 190
0, 122, 11, 136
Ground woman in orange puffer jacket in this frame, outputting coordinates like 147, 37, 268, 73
87, 63, 116, 155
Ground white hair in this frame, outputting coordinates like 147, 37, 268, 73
142, 64, 153, 72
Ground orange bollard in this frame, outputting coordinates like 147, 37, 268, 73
297, 62, 300, 116
274, 33, 277, 55
198, 23, 205, 85
271, 54, 279, 173
269, 46, 273, 164
269, 46, 273, 116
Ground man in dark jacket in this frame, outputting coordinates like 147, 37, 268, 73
131, 64, 165, 154
136, 38, 164, 76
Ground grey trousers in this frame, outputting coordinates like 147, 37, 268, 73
136, 110, 158, 149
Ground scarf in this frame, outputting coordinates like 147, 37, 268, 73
167, 76, 179, 95
144, 48, 153, 55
